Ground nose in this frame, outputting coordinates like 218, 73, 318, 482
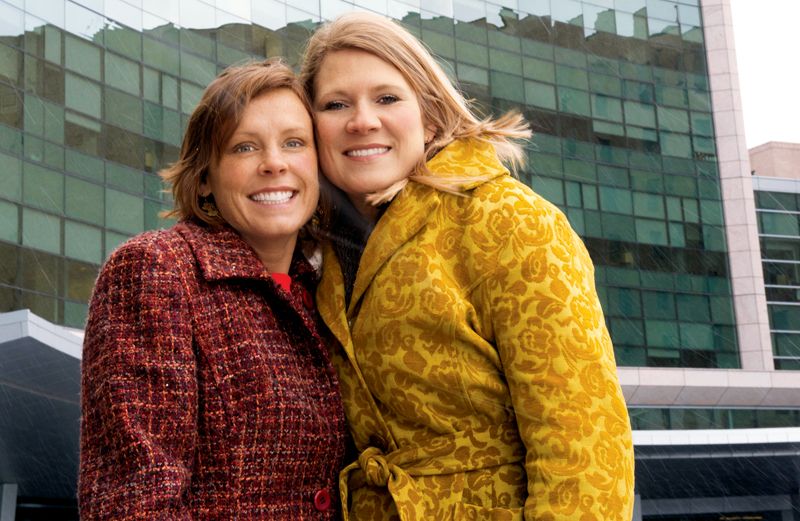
259, 146, 288, 175
346, 102, 380, 134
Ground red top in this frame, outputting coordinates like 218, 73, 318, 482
271, 272, 292, 292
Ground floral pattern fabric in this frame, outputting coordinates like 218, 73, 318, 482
317, 139, 635, 520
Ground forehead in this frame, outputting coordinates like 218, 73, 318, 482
315, 49, 413, 91
236, 89, 311, 124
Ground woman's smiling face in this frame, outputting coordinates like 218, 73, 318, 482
312, 48, 430, 217
201, 88, 318, 265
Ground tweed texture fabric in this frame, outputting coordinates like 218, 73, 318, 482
80, 219, 347, 520
317, 139, 635, 520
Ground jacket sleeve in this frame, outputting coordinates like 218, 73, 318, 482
478, 198, 635, 521
79, 238, 198, 521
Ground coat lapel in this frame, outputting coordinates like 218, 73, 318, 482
347, 183, 440, 316
317, 241, 352, 356
177, 220, 272, 282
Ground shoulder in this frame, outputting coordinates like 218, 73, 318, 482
97, 224, 195, 290
453, 176, 590, 270
444, 174, 567, 233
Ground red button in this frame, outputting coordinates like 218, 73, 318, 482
313, 488, 331, 511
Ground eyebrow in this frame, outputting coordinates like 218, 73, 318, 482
317, 83, 412, 98
230, 127, 312, 138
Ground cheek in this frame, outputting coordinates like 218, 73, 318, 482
314, 117, 339, 147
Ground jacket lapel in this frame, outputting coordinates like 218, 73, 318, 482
317, 242, 352, 356
177, 220, 272, 282
347, 183, 440, 316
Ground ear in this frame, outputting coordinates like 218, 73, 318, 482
199, 181, 211, 198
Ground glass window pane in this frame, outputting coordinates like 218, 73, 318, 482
599, 186, 632, 214
624, 100, 655, 127
457, 40, 489, 68
635, 218, 668, 245
64, 35, 100, 80
179, 50, 217, 86
65, 73, 101, 118
558, 86, 590, 116
0, 200, 19, 243
522, 56, 554, 82
491, 71, 524, 103
106, 188, 143, 235
143, 36, 179, 72
602, 214, 636, 241
555, 64, 587, 89
65, 1, 105, 43
0, 151, 22, 201
457, 63, 489, 86
105, 22, 142, 60
590, 73, 621, 97
0, 82, 22, 129
760, 213, 800, 236
681, 323, 714, 350
525, 80, 556, 110
65, 176, 104, 223
658, 106, 689, 133
0, 44, 22, 87
22, 207, 61, 254
757, 191, 798, 212
23, 162, 64, 213
609, 317, 644, 345
592, 94, 622, 122
645, 319, 679, 347
105, 88, 143, 133
105, 52, 141, 95
489, 48, 521, 75
633, 192, 664, 218
533, 177, 563, 205
65, 220, 102, 264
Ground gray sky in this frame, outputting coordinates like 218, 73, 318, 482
729, 0, 800, 148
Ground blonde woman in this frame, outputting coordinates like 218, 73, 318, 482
301, 12, 635, 521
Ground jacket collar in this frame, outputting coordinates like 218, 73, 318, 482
176, 219, 317, 284
347, 139, 508, 314
425, 138, 509, 188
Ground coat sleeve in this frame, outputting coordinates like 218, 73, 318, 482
477, 196, 635, 521
79, 237, 198, 521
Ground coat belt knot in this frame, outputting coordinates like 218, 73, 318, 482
358, 447, 391, 487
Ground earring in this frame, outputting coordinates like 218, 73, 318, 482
201, 199, 219, 217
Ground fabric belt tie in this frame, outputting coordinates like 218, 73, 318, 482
339, 419, 525, 521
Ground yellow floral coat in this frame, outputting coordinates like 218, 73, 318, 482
317, 139, 635, 521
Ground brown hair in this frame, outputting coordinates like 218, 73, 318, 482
161, 58, 312, 225
300, 12, 530, 202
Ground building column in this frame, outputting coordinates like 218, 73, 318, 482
0, 484, 17, 521
632, 493, 643, 521
701, 0, 773, 369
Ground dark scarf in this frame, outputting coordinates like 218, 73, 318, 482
324, 186, 385, 308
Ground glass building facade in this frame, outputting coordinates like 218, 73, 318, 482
756, 187, 800, 370
0, 0, 738, 369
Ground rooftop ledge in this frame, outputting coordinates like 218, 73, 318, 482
618, 367, 800, 407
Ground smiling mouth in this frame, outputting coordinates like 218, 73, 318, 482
250, 191, 295, 204
346, 147, 390, 158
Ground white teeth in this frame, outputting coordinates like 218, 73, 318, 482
250, 191, 294, 204
346, 147, 389, 157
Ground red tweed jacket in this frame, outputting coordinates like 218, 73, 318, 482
79, 219, 347, 520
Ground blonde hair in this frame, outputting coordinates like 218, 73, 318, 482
161, 58, 312, 224
300, 12, 531, 203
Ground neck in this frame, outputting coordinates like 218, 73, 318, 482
350, 195, 379, 223
248, 235, 297, 274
